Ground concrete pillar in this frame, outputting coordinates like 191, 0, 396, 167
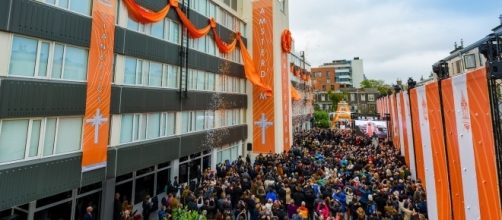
100, 178, 116, 220
170, 159, 179, 182
211, 148, 218, 170
27, 201, 36, 220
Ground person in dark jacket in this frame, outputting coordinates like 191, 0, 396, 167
83, 206, 94, 220
113, 193, 122, 220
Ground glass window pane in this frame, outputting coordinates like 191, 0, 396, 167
139, 115, 146, 140
124, 57, 137, 85
160, 113, 166, 136
137, 60, 143, 85
10, 36, 37, 77
127, 17, 139, 31
206, 36, 214, 56
52, 44, 64, 79
58, 0, 69, 8
55, 117, 82, 154
0, 120, 29, 163
195, 111, 204, 131
63, 46, 88, 81
169, 21, 180, 44
197, 71, 205, 90
43, 118, 57, 156
29, 120, 42, 157
146, 113, 161, 139
151, 20, 164, 39
207, 73, 215, 91
167, 65, 178, 88
227, 111, 232, 126
46, 0, 56, 5
70, 0, 91, 15
38, 42, 50, 77
149, 62, 162, 87
120, 114, 133, 143
181, 112, 189, 133
166, 112, 175, 135
133, 115, 140, 141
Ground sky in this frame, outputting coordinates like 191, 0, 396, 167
289, 0, 502, 84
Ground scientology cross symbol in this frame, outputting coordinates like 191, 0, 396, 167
86, 108, 108, 144
255, 113, 273, 145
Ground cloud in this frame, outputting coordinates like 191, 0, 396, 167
289, 0, 501, 83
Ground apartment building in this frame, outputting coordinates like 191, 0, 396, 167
0, 0, 251, 219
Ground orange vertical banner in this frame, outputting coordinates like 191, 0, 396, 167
81, 0, 115, 172
252, 0, 274, 153
281, 52, 290, 151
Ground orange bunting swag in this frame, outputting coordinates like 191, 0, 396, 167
291, 85, 302, 101
122, 0, 273, 95
213, 29, 238, 53
123, 0, 171, 23
174, 7, 212, 38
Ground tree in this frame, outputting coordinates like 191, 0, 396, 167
328, 91, 347, 111
313, 110, 330, 128
360, 79, 392, 96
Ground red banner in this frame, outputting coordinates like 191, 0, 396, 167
81, 0, 115, 172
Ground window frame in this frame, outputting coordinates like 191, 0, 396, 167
0, 116, 83, 165
9, 35, 88, 82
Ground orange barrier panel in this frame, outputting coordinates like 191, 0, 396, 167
467, 68, 501, 219
399, 92, 410, 167
409, 89, 426, 188
441, 78, 466, 220
425, 82, 451, 220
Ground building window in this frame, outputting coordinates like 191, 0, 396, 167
360, 94, 366, 101
181, 110, 215, 133
120, 112, 176, 144
222, 0, 238, 11
464, 54, 476, 69
278, 0, 286, 13
455, 60, 462, 74
41, 0, 92, 16
368, 94, 375, 102
221, 109, 241, 127
350, 94, 355, 101
216, 141, 242, 164
123, 57, 179, 88
330, 85, 335, 90
0, 117, 83, 164
9, 35, 88, 81
126, 18, 181, 45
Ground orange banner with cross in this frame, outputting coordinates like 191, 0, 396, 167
81, 0, 116, 172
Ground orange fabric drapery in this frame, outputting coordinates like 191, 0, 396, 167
239, 38, 272, 96
213, 29, 238, 53
291, 85, 302, 101
174, 7, 212, 38
122, 0, 273, 95
123, 0, 171, 23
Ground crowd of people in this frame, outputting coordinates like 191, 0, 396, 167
116, 128, 428, 220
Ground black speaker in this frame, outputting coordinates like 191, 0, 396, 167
247, 143, 252, 151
